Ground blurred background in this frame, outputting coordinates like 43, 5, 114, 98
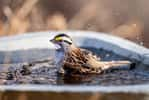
0, 0, 149, 48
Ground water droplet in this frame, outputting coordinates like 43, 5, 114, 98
105, 54, 110, 57
140, 42, 144, 46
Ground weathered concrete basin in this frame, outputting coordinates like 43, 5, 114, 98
0, 31, 149, 100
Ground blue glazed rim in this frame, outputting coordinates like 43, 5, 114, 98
0, 30, 149, 93
0, 30, 149, 64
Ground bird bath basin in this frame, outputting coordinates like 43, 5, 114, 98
0, 31, 149, 100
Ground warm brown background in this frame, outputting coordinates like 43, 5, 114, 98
0, 0, 148, 48
0, 91, 146, 100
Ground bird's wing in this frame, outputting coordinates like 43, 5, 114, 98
80, 48, 100, 61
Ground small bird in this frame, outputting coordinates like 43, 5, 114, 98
50, 33, 131, 75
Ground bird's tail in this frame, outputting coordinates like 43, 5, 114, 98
100, 60, 131, 70
87, 57, 131, 69
102, 61, 131, 67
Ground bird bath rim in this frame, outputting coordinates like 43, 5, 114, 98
0, 30, 149, 65
0, 31, 149, 93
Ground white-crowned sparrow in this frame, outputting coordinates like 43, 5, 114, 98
50, 33, 131, 74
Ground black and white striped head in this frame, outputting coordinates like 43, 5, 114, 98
50, 33, 73, 50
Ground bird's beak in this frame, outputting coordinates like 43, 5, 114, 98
49, 39, 61, 50
49, 39, 54, 43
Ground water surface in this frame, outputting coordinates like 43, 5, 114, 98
0, 48, 149, 85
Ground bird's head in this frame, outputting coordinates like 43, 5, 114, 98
50, 33, 73, 51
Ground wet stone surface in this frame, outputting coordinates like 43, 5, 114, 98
0, 48, 149, 85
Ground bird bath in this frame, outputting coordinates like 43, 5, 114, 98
0, 31, 149, 100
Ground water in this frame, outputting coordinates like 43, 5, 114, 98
0, 47, 149, 85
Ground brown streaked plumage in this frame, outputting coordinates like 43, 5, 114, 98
50, 33, 131, 75
63, 47, 131, 74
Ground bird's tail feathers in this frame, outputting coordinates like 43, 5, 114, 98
102, 61, 131, 67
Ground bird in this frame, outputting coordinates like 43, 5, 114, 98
50, 33, 131, 75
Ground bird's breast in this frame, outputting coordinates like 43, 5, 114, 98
55, 50, 65, 65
